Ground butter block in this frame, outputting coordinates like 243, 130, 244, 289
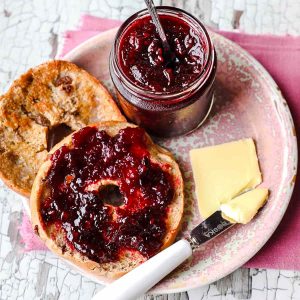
221, 188, 268, 224
190, 139, 262, 218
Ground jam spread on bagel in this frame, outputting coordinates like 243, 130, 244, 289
119, 15, 206, 92
40, 126, 175, 263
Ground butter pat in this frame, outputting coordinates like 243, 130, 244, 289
221, 188, 268, 224
190, 139, 262, 218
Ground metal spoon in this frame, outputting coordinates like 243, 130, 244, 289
144, 0, 177, 65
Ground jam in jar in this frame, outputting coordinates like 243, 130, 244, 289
110, 7, 217, 137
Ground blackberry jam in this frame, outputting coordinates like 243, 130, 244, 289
119, 15, 205, 93
110, 7, 217, 137
40, 126, 175, 263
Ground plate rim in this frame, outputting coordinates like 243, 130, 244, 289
58, 28, 298, 293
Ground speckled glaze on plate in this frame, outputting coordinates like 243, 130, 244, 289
62, 28, 297, 294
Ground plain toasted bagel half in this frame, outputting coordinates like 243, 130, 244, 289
0, 60, 125, 197
30, 121, 184, 280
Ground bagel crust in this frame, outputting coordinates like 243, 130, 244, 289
0, 60, 125, 197
30, 122, 184, 280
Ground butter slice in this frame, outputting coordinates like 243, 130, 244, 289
190, 139, 262, 218
221, 188, 268, 224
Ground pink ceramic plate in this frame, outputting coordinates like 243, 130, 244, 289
63, 28, 297, 294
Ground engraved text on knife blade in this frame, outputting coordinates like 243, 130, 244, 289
190, 211, 234, 246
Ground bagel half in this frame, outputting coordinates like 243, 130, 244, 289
30, 122, 184, 280
0, 60, 125, 197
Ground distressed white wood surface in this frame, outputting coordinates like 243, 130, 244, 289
0, 1, 300, 299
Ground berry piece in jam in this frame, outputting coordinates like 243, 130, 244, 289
40, 126, 175, 263
119, 15, 206, 92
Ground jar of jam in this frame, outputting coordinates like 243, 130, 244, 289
110, 7, 217, 137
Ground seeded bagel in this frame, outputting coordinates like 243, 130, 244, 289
0, 60, 125, 197
30, 121, 184, 280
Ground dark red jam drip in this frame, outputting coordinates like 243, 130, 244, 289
41, 127, 175, 263
119, 15, 206, 93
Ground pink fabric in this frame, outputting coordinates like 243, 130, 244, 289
21, 15, 300, 270
19, 213, 47, 251
60, 17, 122, 56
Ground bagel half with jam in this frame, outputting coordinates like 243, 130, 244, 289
30, 122, 184, 280
0, 60, 125, 197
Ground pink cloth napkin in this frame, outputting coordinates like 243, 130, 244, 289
21, 15, 300, 270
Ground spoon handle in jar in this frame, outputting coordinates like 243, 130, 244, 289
144, 0, 171, 53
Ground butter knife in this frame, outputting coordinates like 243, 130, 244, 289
92, 211, 234, 300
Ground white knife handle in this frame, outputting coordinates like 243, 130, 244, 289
92, 239, 193, 300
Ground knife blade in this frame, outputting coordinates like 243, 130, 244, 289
189, 210, 234, 248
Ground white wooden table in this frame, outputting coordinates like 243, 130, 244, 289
0, 1, 300, 299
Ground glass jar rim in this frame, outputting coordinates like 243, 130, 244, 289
112, 6, 215, 102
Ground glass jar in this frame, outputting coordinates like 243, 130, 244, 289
110, 6, 217, 137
